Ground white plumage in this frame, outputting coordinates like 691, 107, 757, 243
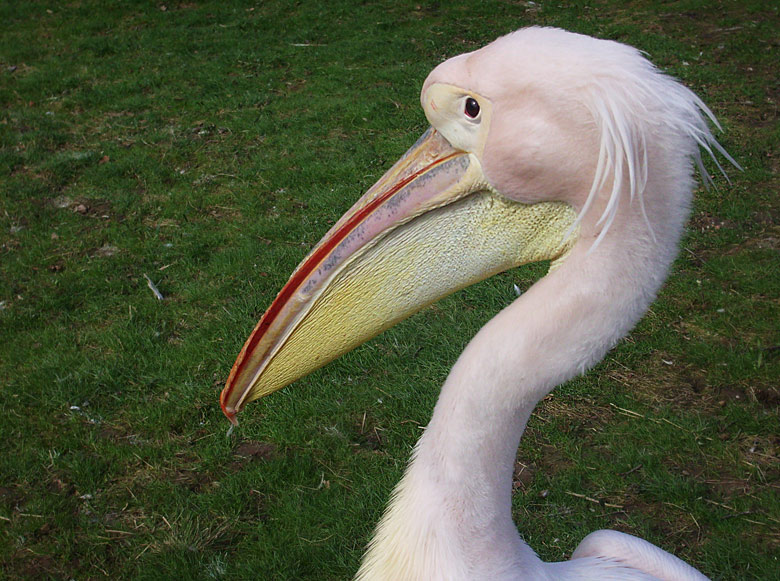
353, 28, 724, 580
224, 26, 734, 581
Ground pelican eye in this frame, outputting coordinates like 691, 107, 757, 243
464, 97, 480, 119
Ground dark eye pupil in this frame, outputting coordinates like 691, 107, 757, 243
465, 97, 480, 118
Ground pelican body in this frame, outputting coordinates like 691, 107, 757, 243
221, 27, 731, 580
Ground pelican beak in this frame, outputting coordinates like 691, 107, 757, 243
221, 128, 577, 424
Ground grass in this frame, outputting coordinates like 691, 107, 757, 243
1, 0, 778, 579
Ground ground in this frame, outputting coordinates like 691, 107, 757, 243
0, 1, 778, 579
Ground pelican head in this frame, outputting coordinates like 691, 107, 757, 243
221, 27, 726, 420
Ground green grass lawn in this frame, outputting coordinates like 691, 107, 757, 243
1, 1, 778, 579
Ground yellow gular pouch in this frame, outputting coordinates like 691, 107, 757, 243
246, 193, 577, 403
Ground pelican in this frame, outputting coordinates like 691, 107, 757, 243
221, 27, 734, 580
